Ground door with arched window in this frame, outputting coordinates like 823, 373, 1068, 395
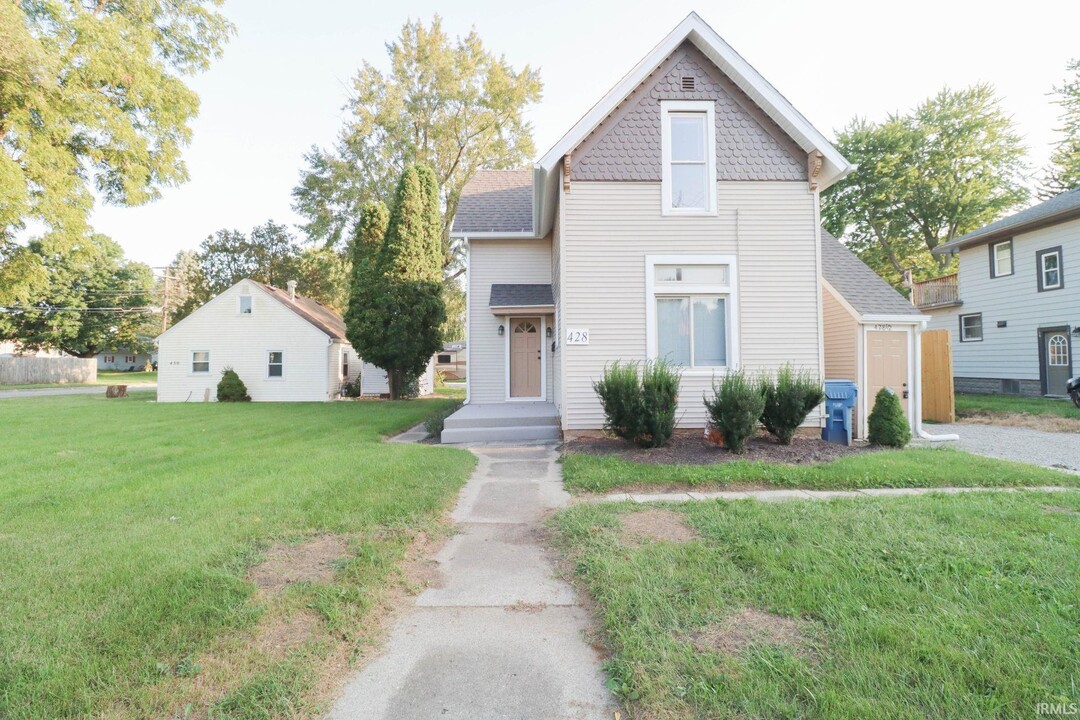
509, 318, 542, 398
1041, 328, 1071, 396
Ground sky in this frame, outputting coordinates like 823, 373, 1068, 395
88, 0, 1080, 269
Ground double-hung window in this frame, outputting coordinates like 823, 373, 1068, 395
648, 257, 736, 370
1037, 246, 1064, 291
192, 351, 210, 373
661, 101, 716, 215
959, 313, 982, 342
239, 295, 253, 314
267, 351, 284, 378
990, 240, 1013, 278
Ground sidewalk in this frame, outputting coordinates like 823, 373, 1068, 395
587, 485, 1075, 504
0, 383, 156, 400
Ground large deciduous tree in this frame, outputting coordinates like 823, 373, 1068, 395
0, 235, 155, 357
822, 84, 1029, 287
0, 0, 233, 244
1041, 59, 1080, 198
346, 164, 446, 399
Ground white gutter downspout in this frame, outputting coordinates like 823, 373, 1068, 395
913, 322, 959, 442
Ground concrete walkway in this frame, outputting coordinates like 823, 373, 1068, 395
327, 445, 618, 720
589, 485, 1075, 504
0, 383, 155, 400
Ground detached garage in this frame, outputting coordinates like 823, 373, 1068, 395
820, 231, 928, 438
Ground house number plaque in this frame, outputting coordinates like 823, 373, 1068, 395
566, 328, 590, 345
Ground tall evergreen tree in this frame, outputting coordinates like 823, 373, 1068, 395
348, 164, 446, 399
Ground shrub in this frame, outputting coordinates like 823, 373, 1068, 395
868, 387, 911, 447
341, 377, 363, 398
593, 360, 681, 448
425, 401, 463, 439
760, 364, 825, 445
703, 370, 765, 454
217, 368, 250, 402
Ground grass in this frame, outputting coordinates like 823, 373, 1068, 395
0, 392, 475, 719
434, 385, 465, 399
554, 491, 1080, 719
0, 370, 157, 391
561, 447, 1075, 494
956, 392, 1079, 420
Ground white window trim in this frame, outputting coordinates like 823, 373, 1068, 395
266, 350, 284, 380
645, 255, 739, 376
1048, 335, 1068, 366
992, 240, 1013, 277
660, 101, 717, 216
191, 350, 210, 375
959, 313, 983, 343
238, 294, 253, 315
1041, 250, 1062, 290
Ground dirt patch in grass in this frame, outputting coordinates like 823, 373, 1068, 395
248, 535, 349, 594
1044, 504, 1079, 516
254, 609, 322, 658
620, 509, 699, 544
565, 430, 872, 466
689, 608, 817, 658
959, 412, 1080, 434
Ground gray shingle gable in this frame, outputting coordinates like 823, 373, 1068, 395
820, 230, 922, 317
451, 169, 533, 235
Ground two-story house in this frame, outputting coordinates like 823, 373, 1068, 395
442, 13, 928, 443
916, 187, 1080, 397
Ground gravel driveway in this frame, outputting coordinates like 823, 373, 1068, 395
926, 423, 1080, 474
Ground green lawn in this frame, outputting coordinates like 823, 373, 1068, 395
956, 392, 1079, 420
0, 370, 157, 391
562, 447, 1074, 494
0, 392, 474, 719
555, 492, 1080, 719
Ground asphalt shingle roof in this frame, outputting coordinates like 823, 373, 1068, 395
489, 284, 554, 308
256, 282, 346, 339
451, 169, 533, 235
820, 230, 922, 317
936, 187, 1080, 253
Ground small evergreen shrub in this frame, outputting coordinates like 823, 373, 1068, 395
593, 360, 681, 448
760, 364, 825, 445
703, 370, 765, 454
217, 368, 251, 402
868, 387, 911, 447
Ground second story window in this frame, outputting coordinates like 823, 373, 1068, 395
661, 101, 716, 215
239, 295, 253, 314
990, 240, 1013, 278
1037, 246, 1064, 292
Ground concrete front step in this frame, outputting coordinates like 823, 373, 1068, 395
441, 424, 562, 444
443, 405, 559, 430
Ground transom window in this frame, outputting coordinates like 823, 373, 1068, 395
515, 321, 537, 334
661, 101, 716, 215
1048, 336, 1068, 366
991, 240, 1013, 278
192, 351, 210, 373
267, 351, 283, 378
239, 295, 253, 314
959, 313, 982, 342
648, 256, 737, 370
1037, 247, 1063, 291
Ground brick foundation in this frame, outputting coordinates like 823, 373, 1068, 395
954, 377, 1043, 397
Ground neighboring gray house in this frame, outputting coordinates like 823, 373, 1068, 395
916, 188, 1080, 397
442, 13, 928, 443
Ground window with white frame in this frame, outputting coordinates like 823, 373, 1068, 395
959, 313, 982, 342
649, 259, 734, 368
239, 295, 253, 314
192, 351, 210, 373
1037, 247, 1063, 291
267, 351, 283, 378
661, 101, 716, 214
341, 350, 349, 378
990, 240, 1013, 278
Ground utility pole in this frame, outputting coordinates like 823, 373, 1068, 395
153, 267, 178, 334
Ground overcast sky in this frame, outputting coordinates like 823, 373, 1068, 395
87, 0, 1080, 268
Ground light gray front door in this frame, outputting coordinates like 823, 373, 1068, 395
1042, 329, 1071, 396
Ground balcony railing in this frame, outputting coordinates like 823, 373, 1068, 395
911, 274, 960, 308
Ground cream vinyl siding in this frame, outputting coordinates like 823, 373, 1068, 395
468, 237, 553, 403
551, 196, 563, 415
925, 217, 1080, 380
822, 286, 858, 381
157, 283, 333, 402
562, 181, 820, 428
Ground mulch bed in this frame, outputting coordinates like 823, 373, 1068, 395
564, 430, 874, 466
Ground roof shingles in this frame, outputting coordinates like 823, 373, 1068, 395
451, 169, 533, 235
820, 230, 922, 317
489, 284, 554, 308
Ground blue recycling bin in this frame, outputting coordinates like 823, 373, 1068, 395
822, 380, 858, 445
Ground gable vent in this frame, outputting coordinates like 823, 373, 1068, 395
680, 76, 696, 91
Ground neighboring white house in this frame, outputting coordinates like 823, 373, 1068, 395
97, 348, 155, 371
916, 188, 1080, 397
442, 13, 927, 442
156, 279, 433, 402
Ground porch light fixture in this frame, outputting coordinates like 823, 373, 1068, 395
546, 326, 554, 338
498, 324, 504, 336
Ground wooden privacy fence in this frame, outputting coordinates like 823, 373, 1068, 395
921, 329, 955, 423
0, 356, 96, 386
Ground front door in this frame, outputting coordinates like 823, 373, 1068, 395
509, 318, 542, 398
867, 330, 909, 418
1041, 329, 1071, 396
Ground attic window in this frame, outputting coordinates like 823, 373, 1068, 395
681, 76, 695, 91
